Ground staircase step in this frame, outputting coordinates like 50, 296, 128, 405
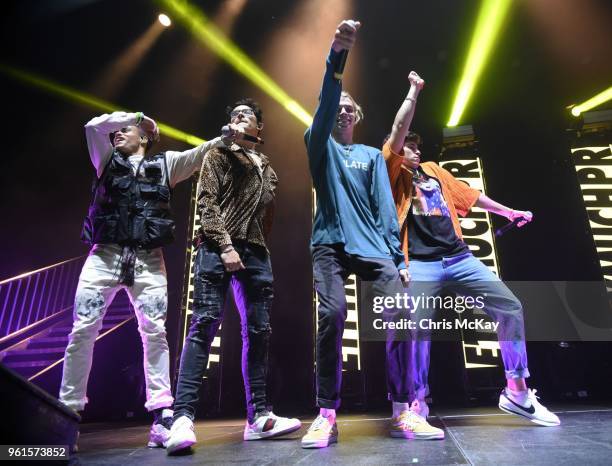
2, 348, 65, 363
9, 365, 43, 379
6, 359, 58, 369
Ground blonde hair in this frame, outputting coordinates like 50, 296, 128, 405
341, 91, 364, 124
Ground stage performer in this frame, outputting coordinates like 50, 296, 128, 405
166, 98, 301, 455
59, 110, 230, 449
300, 20, 444, 449
383, 70, 560, 428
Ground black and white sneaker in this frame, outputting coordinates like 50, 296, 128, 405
166, 415, 196, 455
499, 388, 560, 427
244, 411, 302, 440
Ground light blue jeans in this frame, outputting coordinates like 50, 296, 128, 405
400, 252, 529, 401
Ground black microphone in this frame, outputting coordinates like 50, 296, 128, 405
494, 212, 532, 238
334, 49, 349, 80
221, 125, 264, 145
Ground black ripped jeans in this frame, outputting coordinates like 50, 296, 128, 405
173, 241, 273, 423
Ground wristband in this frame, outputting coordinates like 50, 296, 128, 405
135, 112, 144, 125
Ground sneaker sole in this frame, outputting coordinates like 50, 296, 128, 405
498, 403, 561, 427
390, 430, 445, 440
166, 438, 196, 455
301, 434, 338, 449
244, 421, 302, 441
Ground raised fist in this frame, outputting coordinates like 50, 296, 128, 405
408, 71, 425, 90
332, 19, 362, 53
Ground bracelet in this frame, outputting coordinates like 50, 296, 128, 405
221, 246, 234, 253
405, 97, 416, 103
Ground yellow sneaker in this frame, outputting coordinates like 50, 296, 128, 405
390, 410, 444, 440
301, 415, 338, 448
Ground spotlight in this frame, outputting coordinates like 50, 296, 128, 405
447, 0, 512, 127
0, 64, 205, 146
160, 0, 312, 126
571, 86, 612, 118
158, 13, 172, 27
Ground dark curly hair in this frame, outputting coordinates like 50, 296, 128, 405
226, 97, 263, 123
382, 131, 422, 147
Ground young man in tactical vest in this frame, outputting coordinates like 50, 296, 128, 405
166, 98, 301, 455
300, 20, 445, 449
382, 71, 560, 432
59, 111, 231, 449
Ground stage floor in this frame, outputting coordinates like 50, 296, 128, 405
73, 404, 612, 465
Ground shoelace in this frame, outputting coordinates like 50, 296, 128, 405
308, 416, 329, 432
527, 389, 544, 408
396, 411, 412, 428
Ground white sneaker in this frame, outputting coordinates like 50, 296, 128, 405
301, 414, 338, 449
499, 388, 561, 427
244, 411, 302, 440
166, 415, 196, 455
147, 409, 173, 448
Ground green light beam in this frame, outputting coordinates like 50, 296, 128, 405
447, 0, 512, 127
0, 63, 206, 145
571, 86, 612, 116
159, 0, 313, 127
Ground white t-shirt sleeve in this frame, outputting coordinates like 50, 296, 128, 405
165, 137, 225, 187
84, 112, 140, 177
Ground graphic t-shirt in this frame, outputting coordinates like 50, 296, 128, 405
407, 169, 468, 261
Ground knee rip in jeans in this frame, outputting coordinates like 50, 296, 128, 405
75, 290, 105, 319
137, 294, 167, 320
247, 324, 271, 336
190, 312, 221, 329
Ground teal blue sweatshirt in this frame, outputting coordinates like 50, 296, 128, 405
305, 49, 406, 270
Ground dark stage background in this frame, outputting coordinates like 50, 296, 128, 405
1, 0, 611, 419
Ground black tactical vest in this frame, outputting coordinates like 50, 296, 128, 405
81, 151, 175, 249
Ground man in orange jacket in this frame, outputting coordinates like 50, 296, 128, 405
383, 71, 560, 432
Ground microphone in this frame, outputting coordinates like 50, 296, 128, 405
221, 125, 264, 145
334, 49, 349, 80
494, 212, 532, 238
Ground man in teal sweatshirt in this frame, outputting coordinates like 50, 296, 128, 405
301, 20, 443, 449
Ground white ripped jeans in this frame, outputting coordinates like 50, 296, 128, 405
59, 244, 174, 412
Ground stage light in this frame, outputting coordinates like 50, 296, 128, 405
159, 0, 313, 127
0, 63, 206, 146
447, 0, 512, 127
91, 20, 165, 101
570, 86, 612, 117
158, 13, 171, 27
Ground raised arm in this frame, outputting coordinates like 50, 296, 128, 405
388, 71, 424, 154
84, 111, 144, 177
165, 137, 226, 187
305, 20, 361, 174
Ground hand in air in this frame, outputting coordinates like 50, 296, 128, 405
332, 19, 362, 52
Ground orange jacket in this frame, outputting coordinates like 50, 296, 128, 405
382, 142, 481, 266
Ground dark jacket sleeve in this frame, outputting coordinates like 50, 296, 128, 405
196, 148, 232, 248
304, 48, 343, 177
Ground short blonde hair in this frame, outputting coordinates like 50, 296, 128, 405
341, 91, 364, 124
